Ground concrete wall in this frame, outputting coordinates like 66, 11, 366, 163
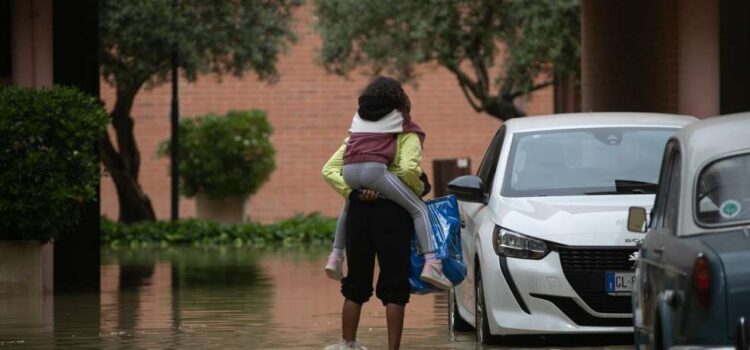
581, 0, 727, 118
11, 0, 52, 87
3, 0, 55, 300
581, 0, 679, 114
7, 0, 102, 296
678, 0, 719, 117
0, 242, 53, 296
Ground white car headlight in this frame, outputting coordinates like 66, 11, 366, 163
492, 226, 548, 260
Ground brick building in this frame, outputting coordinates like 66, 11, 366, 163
6, 1, 748, 224
98, 5, 554, 223
580, 0, 750, 117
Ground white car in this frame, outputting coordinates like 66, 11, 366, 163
446, 113, 697, 345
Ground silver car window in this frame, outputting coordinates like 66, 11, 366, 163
477, 127, 506, 193
695, 152, 750, 226
502, 127, 677, 197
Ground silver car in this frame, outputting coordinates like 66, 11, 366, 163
628, 113, 750, 350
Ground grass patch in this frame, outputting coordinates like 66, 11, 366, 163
101, 214, 336, 248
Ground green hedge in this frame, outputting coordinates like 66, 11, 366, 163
159, 110, 275, 199
0, 86, 108, 241
101, 214, 337, 247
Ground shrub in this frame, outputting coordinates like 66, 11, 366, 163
0, 86, 109, 241
160, 110, 275, 199
100, 214, 337, 247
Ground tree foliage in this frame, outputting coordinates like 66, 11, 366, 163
159, 110, 276, 199
101, 0, 296, 89
100, 0, 296, 222
0, 86, 109, 241
315, 0, 580, 120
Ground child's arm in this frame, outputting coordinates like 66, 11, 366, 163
394, 132, 425, 196
321, 139, 353, 199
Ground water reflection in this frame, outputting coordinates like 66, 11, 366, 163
0, 246, 629, 349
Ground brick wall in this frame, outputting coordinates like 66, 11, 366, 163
100, 5, 553, 223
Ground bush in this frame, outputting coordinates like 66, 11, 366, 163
160, 110, 275, 199
0, 86, 109, 241
101, 214, 337, 247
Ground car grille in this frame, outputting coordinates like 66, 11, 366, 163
530, 294, 632, 327
557, 247, 636, 314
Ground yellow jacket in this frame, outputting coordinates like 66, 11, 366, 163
322, 133, 425, 198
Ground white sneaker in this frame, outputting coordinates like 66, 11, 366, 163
324, 255, 344, 281
347, 341, 368, 350
420, 260, 452, 291
324, 340, 368, 350
324, 340, 348, 350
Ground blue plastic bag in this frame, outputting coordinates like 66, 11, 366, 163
409, 195, 467, 294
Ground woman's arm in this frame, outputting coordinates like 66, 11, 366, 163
394, 132, 425, 196
321, 139, 353, 199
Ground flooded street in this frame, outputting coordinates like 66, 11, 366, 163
0, 247, 630, 349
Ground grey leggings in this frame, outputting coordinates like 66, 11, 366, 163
332, 162, 434, 253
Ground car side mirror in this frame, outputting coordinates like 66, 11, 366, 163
627, 207, 648, 233
447, 175, 488, 204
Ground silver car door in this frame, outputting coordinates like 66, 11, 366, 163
641, 142, 682, 343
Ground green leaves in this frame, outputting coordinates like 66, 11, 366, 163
99, 0, 297, 222
101, 214, 338, 247
0, 86, 109, 241
160, 110, 276, 199
314, 0, 580, 120
100, 0, 297, 89
503, 0, 580, 94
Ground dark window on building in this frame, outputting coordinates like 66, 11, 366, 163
0, 0, 11, 84
720, 0, 750, 114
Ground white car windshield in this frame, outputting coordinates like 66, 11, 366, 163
502, 127, 677, 197
696, 153, 750, 226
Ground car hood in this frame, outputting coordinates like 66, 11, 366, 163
493, 195, 655, 246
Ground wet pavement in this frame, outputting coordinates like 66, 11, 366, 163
0, 246, 631, 349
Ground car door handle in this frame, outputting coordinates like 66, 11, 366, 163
652, 246, 665, 256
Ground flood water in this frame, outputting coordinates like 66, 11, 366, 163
0, 246, 630, 349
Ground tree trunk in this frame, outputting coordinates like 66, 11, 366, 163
108, 156, 157, 223
100, 82, 157, 223
483, 95, 526, 120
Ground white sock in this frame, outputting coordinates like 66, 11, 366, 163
332, 248, 344, 258
424, 252, 438, 263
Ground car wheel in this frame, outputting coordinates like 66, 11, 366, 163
449, 288, 473, 337
475, 266, 494, 345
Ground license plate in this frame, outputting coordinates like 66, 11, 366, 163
605, 271, 635, 294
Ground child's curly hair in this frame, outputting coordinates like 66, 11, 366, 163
360, 76, 411, 118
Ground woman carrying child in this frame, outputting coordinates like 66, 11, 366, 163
322, 76, 451, 291
323, 77, 443, 350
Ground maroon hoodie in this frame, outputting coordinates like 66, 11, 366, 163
343, 112, 425, 165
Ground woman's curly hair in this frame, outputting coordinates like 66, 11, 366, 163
360, 76, 411, 118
